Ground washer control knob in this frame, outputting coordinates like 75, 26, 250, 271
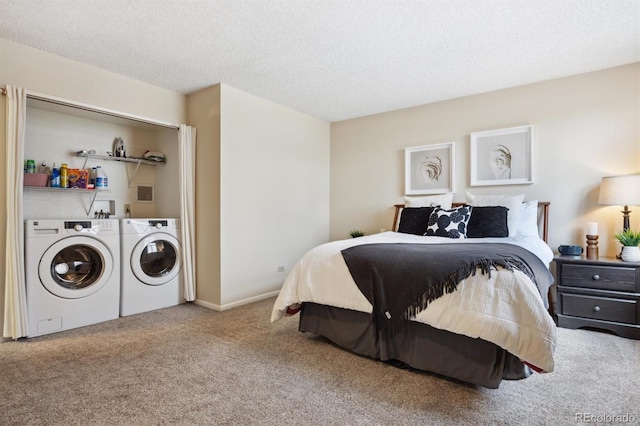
155, 223, 162, 229
74, 224, 83, 231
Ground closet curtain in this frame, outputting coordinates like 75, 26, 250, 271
3, 85, 28, 339
179, 125, 197, 301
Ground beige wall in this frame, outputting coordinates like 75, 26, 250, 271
219, 85, 330, 306
187, 84, 330, 309
330, 63, 640, 257
0, 39, 185, 335
154, 126, 182, 218
0, 86, 5, 332
186, 84, 222, 306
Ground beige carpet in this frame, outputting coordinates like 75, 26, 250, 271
1, 298, 638, 425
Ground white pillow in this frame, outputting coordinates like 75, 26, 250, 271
404, 193, 453, 209
466, 192, 524, 237
516, 200, 539, 237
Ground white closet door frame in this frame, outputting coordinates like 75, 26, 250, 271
3, 86, 188, 338
25, 90, 180, 129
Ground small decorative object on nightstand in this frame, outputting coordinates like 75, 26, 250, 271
614, 229, 640, 262
554, 255, 640, 340
586, 222, 598, 259
620, 246, 640, 262
586, 235, 599, 259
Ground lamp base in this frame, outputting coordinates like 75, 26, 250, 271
617, 205, 632, 258
622, 205, 631, 232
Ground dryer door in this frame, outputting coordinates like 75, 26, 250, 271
131, 233, 182, 286
38, 236, 114, 299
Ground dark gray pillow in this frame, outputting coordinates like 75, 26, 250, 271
397, 207, 435, 235
467, 206, 509, 238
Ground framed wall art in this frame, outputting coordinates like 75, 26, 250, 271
404, 142, 455, 195
470, 125, 533, 187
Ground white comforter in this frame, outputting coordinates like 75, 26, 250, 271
271, 232, 557, 373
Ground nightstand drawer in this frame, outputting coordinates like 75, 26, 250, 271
561, 264, 637, 292
561, 293, 637, 324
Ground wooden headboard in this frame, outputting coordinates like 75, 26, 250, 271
392, 202, 550, 243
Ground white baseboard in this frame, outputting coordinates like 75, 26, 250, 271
194, 290, 280, 312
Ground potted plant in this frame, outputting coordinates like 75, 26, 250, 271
614, 229, 640, 262
349, 229, 365, 238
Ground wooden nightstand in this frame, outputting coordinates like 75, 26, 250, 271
554, 255, 640, 340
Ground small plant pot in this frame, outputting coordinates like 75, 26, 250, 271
620, 246, 640, 262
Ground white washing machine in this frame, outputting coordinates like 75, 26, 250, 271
24, 219, 121, 337
120, 218, 183, 316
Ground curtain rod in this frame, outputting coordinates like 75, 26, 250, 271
1, 86, 180, 130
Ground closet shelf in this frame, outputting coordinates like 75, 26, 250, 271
23, 186, 111, 216
76, 153, 164, 187
76, 153, 164, 166
23, 186, 111, 193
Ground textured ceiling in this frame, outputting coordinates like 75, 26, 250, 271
1, 1, 638, 122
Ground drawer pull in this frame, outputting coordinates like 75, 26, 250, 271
593, 306, 601, 312
592, 274, 600, 281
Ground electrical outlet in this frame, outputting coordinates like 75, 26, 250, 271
277, 266, 285, 273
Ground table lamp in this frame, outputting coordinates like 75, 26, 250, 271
598, 174, 640, 231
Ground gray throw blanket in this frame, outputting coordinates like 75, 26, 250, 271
341, 243, 553, 335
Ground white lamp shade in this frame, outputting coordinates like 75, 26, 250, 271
598, 174, 640, 206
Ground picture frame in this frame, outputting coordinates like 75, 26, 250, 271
136, 184, 155, 203
470, 125, 534, 187
404, 142, 455, 195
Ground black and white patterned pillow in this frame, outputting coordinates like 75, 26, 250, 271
425, 206, 473, 239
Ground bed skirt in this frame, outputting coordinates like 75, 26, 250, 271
298, 302, 531, 388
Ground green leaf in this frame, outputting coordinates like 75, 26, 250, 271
614, 229, 640, 246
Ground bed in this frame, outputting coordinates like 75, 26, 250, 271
271, 197, 556, 388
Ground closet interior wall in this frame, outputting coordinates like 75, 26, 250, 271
23, 98, 180, 220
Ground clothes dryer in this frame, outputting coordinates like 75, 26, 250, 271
24, 219, 121, 337
120, 218, 183, 316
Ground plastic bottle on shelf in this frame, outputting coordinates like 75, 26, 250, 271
89, 167, 97, 186
60, 163, 68, 188
95, 166, 108, 189
50, 163, 60, 188
26, 159, 36, 173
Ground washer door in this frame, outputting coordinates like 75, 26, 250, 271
39, 236, 114, 299
131, 233, 182, 286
